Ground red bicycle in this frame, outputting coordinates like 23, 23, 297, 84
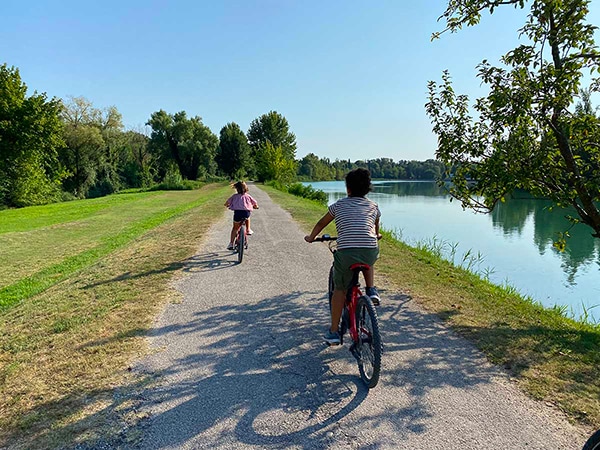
313, 234, 383, 388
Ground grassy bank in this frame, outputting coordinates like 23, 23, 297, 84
261, 184, 600, 429
0, 183, 231, 449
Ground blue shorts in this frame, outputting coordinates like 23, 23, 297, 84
233, 210, 251, 223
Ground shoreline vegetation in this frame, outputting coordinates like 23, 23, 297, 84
0, 182, 598, 449
259, 184, 600, 431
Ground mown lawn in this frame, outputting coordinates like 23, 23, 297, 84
261, 184, 600, 431
0, 183, 231, 449
0, 189, 221, 309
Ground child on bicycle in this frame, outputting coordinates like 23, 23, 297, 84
225, 181, 259, 250
304, 168, 381, 345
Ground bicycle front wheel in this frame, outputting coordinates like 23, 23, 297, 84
328, 265, 334, 311
355, 295, 382, 388
583, 430, 600, 450
237, 225, 246, 264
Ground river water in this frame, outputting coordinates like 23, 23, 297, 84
305, 180, 600, 322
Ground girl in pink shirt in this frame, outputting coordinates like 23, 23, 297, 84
225, 181, 259, 250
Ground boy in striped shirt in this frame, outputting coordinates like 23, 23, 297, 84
305, 168, 381, 345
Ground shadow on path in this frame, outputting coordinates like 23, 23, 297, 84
7, 290, 566, 449
129, 290, 506, 449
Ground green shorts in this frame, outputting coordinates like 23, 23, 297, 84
333, 247, 379, 291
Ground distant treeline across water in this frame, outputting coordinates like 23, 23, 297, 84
297, 154, 445, 181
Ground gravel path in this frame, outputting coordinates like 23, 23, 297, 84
133, 184, 586, 449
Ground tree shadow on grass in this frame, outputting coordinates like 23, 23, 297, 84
437, 308, 600, 375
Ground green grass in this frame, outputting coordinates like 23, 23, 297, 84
261, 184, 600, 429
0, 189, 213, 308
0, 183, 231, 449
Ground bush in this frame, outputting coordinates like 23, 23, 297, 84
287, 183, 328, 204
87, 178, 118, 199
149, 169, 205, 191
201, 174, 228, 183
266, 181, 328, 205
58, 191, 77, 202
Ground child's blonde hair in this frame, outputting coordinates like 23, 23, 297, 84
233, 181, 248, 195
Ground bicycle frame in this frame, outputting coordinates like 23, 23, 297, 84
234, 221, 246, 241
345, 266, 369, 343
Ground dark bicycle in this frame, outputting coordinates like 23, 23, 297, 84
583, 430, 600, 450
313, 234, 383, 388
233, 220, 248, 264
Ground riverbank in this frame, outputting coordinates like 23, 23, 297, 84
261, 184, 600, 430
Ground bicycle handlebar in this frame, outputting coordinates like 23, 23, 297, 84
312, 234, 338, 242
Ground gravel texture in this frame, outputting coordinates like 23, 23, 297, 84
131, 184, 587, 450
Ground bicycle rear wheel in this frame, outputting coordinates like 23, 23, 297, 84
237, 225, 246, 264
583, 430, 600, 450
355, 295, 382, 388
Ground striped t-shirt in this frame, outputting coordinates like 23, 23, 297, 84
328, 196, 381, 249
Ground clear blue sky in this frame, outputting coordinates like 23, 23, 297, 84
2, 1, 599, 161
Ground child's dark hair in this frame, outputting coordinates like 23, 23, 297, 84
345, 168, 372, 197
234, 181, 248, 195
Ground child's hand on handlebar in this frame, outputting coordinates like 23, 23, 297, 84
304, 235, 314, 243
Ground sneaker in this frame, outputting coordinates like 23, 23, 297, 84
227, 243, 234, 250
323, 329, 341, 345
247, 229, 254, 235
366, 287, 381, 306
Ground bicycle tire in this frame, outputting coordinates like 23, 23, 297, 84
237, 225, 245, 264
583, 430, 600, 450
328, 265, 334, 311
355, 295, 382, 388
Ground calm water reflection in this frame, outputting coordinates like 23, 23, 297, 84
306, 180, 600, 320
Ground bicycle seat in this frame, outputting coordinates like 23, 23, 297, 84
350, 263, 371, 273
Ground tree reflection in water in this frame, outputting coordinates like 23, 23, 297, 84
306, 180, 600, 317
492, 190, 600, 286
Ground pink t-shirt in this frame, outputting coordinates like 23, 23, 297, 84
227, 193, 257, 211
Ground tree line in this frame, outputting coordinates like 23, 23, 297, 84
1, 63, 441, 208
297, 154, 445, 181
0, 63, 302, 207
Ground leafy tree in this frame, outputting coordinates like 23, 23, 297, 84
92, 105, 124, 196
426, 0, 600, 240
147, 110, 218, 180
216, 122, 252, 179
118, 129, 153, 188
255, 141, 297, 183
0, 64, 64, 206
247, 111, 297, 160
59, 96, 107, 197
298, 153, 335, 180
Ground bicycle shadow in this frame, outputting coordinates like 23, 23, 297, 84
82, 252, 239, 289
181, 251, 238, 272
